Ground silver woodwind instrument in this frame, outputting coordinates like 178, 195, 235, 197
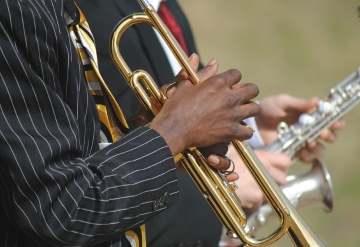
245, 68, 360, 237
264, 68, 360, 159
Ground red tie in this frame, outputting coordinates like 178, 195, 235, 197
158, 1, 189, 56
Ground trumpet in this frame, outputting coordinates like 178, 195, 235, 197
110, 0, 325, 246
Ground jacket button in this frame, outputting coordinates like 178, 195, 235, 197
159, 196, 165, 207
164, 192, 169, 203
153, 199, 160, 210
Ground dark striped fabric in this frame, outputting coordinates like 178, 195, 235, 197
0, 0, 179, 246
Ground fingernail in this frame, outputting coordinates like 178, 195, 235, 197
240, 121, 255, 132
207, 155, 220, 165
207, 59, 216, 66
307, 140, 316, 148
247, 125, 255, 132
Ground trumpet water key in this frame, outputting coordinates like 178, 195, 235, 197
264, 68, 360, 160
110, 0, 325, 245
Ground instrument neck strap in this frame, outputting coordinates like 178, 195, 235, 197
64, 3, 146, 247
65, 3, 129, 143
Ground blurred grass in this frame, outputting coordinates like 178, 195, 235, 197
179, 0, 360, 246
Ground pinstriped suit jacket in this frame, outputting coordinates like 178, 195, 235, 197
0, 0, 179, 246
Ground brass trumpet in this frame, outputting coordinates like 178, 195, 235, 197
110, 1, 325, 246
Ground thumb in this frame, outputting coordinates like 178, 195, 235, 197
256, 150, 292, 170
284, 96, 319, 114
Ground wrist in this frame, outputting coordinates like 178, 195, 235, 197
149, 119, 186, 156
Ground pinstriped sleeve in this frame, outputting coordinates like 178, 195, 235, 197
0, 1, 179, 246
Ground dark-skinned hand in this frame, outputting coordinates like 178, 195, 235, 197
127, 54, 260, 179
150, 54, 260, 174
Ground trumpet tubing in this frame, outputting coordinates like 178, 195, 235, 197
110, 1, 325, 246
246, 159, 333, 236
222, 159, 333, 246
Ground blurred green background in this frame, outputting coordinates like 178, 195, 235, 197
179, 0, 360, 246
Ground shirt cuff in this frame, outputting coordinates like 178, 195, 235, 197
243, 117, 265, 149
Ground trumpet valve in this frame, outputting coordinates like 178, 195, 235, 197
227, 182, 238, 193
